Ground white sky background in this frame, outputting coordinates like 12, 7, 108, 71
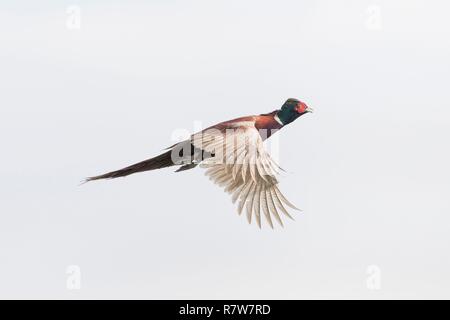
0, 0, 449, 299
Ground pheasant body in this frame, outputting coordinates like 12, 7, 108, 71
86, 98, 312, 228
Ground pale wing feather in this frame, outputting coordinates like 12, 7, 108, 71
238, 181, 254, 215
260, 184, 273, 229
194, 123, 299, 228
271, 187, 294, 220
245, 183, 257, 224
266, 187, 283, 227
253, 183, 262, 228
274, 185, 301, 211
231, 183, 246, 204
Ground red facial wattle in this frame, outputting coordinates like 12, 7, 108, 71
296, 102, 308, 113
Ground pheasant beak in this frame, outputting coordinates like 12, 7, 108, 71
306, 106, 314, 113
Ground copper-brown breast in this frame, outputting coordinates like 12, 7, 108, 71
254, 115, 283, 140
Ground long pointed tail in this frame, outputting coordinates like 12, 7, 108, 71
85, 150, 175, 182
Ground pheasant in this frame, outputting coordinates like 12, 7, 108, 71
86, 98, 313, 228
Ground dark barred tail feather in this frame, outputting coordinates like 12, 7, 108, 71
85, 150, 175, 182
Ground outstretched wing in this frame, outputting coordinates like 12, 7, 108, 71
191, 121, 299, 228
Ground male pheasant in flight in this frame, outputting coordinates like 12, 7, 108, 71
86, 98, 313, 228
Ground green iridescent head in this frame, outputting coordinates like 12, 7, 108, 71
276, 98, 313, 125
